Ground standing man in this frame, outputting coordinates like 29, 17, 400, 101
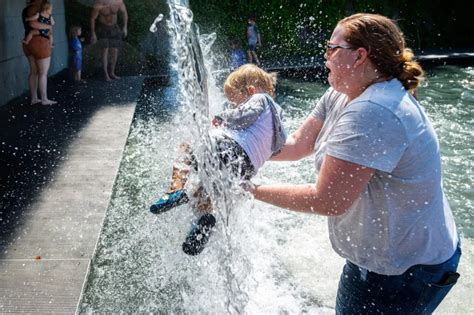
246, 14, 261, 65
90, 0, 128, 81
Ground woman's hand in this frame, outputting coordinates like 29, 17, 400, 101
240, 181, 257, 194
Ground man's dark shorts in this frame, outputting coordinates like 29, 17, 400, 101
96, 23, 123, 48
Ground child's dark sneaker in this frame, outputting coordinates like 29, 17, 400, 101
182, 213, 216, 255
150, 190, 189, 214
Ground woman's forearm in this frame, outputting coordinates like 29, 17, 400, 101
253, 155, 375, 217
253, 183, 340, 216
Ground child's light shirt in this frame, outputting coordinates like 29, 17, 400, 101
211, 93, 286, 171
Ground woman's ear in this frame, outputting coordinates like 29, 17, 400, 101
354, 47, 368, 67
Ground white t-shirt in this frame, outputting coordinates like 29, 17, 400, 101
312, 79, 458, 275
219, 95, 274, 171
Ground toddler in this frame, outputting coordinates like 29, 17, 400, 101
69, 26, 84, 83
246, 14, 261, 65
150, 64, 287, 255
23, 1, 55, 46
229, 39, 246, 71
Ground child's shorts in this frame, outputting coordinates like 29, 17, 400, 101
212, 135, 255, 180
71, 56, 82, 71
247, 43, 257, 51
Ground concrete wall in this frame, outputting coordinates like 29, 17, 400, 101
0, 0, 68, 108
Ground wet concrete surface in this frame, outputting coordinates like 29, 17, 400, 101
0, 75, 143, 312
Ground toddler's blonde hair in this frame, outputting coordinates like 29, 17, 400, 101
224, 64, 277, 98
41, 1, 52, 12
69, 26, 81, 39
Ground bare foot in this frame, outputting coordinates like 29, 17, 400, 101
31, 98, 41, 105
105, 75, 112, 81
110, 73, 121, 80
41, 99, 57, 105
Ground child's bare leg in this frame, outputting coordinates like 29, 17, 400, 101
167, 143, 194, 193
247, 49, 253, 63
192, 186, 213, 213
150, 143, 194, 214
168, 166, 189, 192
23, 30, 37, 44
252, 51, 259, 64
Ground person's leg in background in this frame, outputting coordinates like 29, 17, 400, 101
36, 57, 56, 105
247, 49, 253, 64
101, 47, 111, 81
251, 50, 260, 65
26, 55, 40, 105
109, 47, 120, 80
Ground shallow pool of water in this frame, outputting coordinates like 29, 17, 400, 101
79, 65, 473, 314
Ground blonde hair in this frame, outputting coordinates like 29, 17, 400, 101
41, 1, 52, 12
224, 64, 277, 98
69, 26, 81, 38
338, 13, 424, 91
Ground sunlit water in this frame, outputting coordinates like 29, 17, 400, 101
79, 69, 474, 314
79, 1, 474, 313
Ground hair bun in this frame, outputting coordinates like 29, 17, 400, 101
401, 48, 414, 63
398, 48, 424, 91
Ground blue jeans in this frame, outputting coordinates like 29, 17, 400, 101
336, 243, 461, 314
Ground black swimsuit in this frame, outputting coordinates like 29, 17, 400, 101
37, 14, 51, 38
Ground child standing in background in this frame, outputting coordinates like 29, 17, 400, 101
23, 0, 55, 47
229, 39, 246, 71
69, 26, 84, 83
246, 14, 261, 65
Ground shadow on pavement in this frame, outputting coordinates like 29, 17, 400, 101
0, 74, 143, 253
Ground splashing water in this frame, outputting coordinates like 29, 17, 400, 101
149, 14, 164, 33
79, 1, 474, 313
80, 0, 254, 313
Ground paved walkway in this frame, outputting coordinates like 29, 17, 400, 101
0, 76, 143, 313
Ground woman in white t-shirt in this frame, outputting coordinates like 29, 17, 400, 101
247, 13, 460, 314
